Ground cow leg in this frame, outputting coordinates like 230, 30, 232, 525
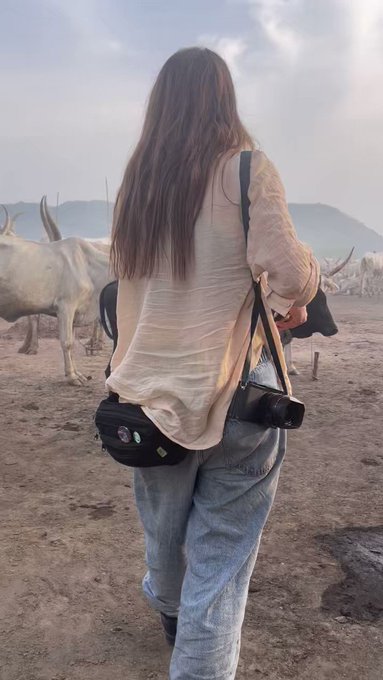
18, 316, 39, 354
18, 317, 33, 354
57, 306, 88, 386
95, 321, 104, 348
86, 319, 104, 352
284, 343, 299, 376
28, 315, 39, 354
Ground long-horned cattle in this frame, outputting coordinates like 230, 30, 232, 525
0, 206, 41, 354
40, 198, 110, 353
360, 252, 383, 296
1, 200, 62, 355
0, 227, 113, 385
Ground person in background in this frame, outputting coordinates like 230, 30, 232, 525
107, 47, 319, 680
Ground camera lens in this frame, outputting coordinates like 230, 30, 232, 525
271, 395, 305, 429
258, 394, 305, 429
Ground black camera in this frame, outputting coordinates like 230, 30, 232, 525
228, 382, 305, 430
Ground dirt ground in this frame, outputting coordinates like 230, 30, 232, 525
1, 296, 382, 680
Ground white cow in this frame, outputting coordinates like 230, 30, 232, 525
1, 206, 41, 354
40, 199, 110, 353
360, 252, 383, 296
1, 200, 62, 354
0, 235, 112, 385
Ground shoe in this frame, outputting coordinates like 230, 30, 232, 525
160, 613, 178, 647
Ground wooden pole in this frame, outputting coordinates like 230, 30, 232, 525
312, 351, 320, 381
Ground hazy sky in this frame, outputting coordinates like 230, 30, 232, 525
1, 0, 383, 234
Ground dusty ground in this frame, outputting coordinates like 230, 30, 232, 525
0, 296, 382, 680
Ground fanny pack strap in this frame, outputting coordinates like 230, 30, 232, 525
239, 151, 288, 395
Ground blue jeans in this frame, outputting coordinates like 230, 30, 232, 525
133, 360, 286, 679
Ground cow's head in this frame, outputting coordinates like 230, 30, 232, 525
320, 247, 355, 295
291, 287, 338, 339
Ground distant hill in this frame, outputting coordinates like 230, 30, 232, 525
289, 203, 383, 258
1, 201, 113, 241
2, 199, 383, 258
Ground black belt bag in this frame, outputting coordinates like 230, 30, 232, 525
95, 393, 189, 467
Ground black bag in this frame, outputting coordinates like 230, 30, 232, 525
95, 393, 188, 467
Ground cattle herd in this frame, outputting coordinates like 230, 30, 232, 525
320, 248, 383, 297
0, 202, 382, 383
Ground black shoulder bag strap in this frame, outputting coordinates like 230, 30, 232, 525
239, 150, 289, 395
99, 281, 118, 345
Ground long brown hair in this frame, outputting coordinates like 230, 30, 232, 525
111, 47, 254, 280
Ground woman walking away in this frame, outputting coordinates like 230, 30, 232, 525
106, 47, 319, 680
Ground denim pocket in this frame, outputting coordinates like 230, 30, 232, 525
248, 360, 278, 390
222, 418, 279, 479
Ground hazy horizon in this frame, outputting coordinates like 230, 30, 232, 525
1, 0, 383, 234
4, 197, 381, 239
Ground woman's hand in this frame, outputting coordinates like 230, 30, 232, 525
275, 306, 307, 331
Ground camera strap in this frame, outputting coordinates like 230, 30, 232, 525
239, 150, 289, 396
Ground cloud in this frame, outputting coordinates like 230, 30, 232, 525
242, 0, 383, 117
247, 0, 302, 61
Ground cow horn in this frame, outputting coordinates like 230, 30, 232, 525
1, 205, 9, 232
11, 211, 23, 231
40, 196, 62, 242
8, 211, 23, 235
1, 205, 14, 235
328, 247, 355, 277
39, 195, 50, 238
